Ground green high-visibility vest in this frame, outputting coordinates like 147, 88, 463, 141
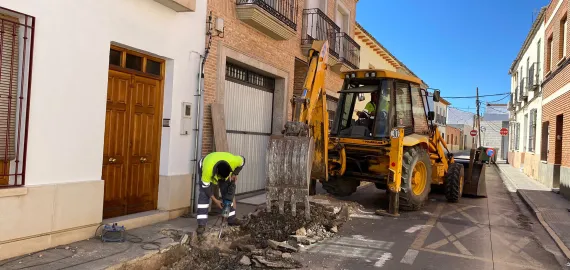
201, 152, 245, 185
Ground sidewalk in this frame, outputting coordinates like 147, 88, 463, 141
0, 201, 258, 270
496, 163, 570, 259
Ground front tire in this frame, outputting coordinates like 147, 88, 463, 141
399, 146, 432, 211
445, 163, 464, 203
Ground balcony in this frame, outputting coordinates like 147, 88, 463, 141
528, 62, 540, 91
337, 32, 360, 70
236, 0, 298, 40
520, 78, 528, 99
301, 9, 341, 60
154, 0, 196, 12
301, 9, 360, 72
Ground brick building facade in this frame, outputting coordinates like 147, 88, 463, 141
542, 0, 570, 196
202, 0, 359, 194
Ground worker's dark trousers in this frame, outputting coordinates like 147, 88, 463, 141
196, 158, 237, 227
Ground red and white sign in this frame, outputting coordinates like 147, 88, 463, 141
470, 129, 478, 137
500, 128, 508, 136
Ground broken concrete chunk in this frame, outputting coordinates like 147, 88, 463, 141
289, 235, 311, 245
267, 239, 298, 253
253, 256, 296, 268
282, 253, 292, 259
295, 227, 307, 236
252, 249, 264, 255
266, 248, 283, 257
239, 255, 251, 266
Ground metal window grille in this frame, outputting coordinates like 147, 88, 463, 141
515, 122, 520, 150
0, 7, 34, 188
226, 63, 275, 91
528, 109, 537, 152
236, 0, 298, 30
541, 121, 549, 161
523, 114, 528, 150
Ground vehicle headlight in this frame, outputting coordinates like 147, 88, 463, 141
365, 72, 370, 77
351, 73, 356, 78
371, 72, 376, 77
345, 74, 350, 79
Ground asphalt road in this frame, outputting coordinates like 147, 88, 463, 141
293, 165, 569, 270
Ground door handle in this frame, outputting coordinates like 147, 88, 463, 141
140, 157, 147, 163
108, 157, 117, 163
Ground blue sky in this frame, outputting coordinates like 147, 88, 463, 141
356, 0, 550, 114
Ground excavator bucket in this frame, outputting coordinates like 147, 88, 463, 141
266, 135, 314, 220
455, 148, 487, 197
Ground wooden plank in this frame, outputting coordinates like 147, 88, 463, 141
210, 103, 228, 203
211, 103, 229, 152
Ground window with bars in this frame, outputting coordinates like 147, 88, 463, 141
541, 121, 549, 161
515, 123, 521, 150
528, 109, 537, 152
523, 114, 528, 151
226, 63, 276, 91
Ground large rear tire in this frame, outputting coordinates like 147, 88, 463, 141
445, 163, 464, 203
322, 177, 359, 197
399, 146, 432, 211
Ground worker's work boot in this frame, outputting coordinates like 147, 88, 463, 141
196, 225, 205, 236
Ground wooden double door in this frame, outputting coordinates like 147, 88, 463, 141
102, 69, 162, 219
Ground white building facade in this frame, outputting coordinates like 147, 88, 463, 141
0, 0, 207, 260
507, 7, 546, 185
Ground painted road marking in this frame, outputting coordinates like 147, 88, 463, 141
374, 252, 393, 267
410, 203, 444, 249
350, 213, 383, 220
308, 236, 395, 267
405, 224, 432, 233
494, 234, 543, 268
400, 249, 419, 265
419, 248, 544, 270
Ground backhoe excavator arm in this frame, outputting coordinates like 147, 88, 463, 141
265, 40, 330, 219
287, 40, 330, 180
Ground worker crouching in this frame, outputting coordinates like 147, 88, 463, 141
196, 152, 246, 236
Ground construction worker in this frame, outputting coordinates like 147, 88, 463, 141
359, 91, 379, 119
195, 152, 246, 236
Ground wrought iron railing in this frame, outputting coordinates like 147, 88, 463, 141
528, 64, 535, 88
519, 78, 527, 98
301, 8, 341, 58
237, 0, 298, 30
338, 32, 360, 69
0, 7, 35, 188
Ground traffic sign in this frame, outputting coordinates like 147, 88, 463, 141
486, 148, 495, 157
470, 129, 477, 137
500, 128, 508, 136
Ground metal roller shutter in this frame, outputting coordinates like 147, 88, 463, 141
224, 63, 275, 194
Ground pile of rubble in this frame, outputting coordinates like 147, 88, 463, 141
166, 200, 353, 270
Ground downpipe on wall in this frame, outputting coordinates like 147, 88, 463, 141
190, 53, 205, 216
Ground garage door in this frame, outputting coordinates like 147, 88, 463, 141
224, 63, 275, 194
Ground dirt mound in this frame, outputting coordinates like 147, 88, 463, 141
164, 200, 355, 269
242, 202, 342, 245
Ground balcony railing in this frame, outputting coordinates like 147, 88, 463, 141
520, 78, 528, 98
301, 8, 341, 58
528, 62, 540, 91
237, 0, 298, 30
338, 32, 360, 69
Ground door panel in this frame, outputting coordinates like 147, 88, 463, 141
102, 70, 132, 219
126, 76, 160, 214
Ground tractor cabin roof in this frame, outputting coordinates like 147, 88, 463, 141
340, 69, 423, 86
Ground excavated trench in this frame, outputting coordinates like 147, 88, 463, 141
164, 197, 360, 270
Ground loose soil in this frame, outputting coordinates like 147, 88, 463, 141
164, 200, 356, 270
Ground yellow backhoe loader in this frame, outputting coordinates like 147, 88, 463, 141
265, 40, 487, 218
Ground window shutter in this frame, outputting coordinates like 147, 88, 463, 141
0, 18, 19, 161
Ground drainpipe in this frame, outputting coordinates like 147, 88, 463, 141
190, 54, 205, 215
190, 11, 214, 215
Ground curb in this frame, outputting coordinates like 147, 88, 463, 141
516, 190, 570, 260
494, 163, 570, 260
